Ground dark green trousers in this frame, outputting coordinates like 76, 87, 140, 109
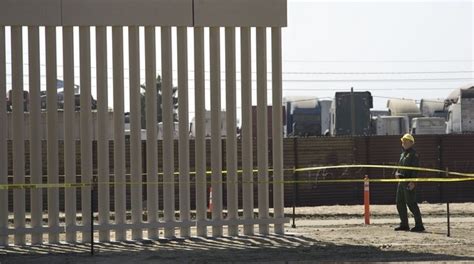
396, 182, 423, 227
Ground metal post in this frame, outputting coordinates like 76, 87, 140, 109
241, 27, 254, 236
447, 202, 450, 237
80, 26, 92, 243
437, 137, 443, 203
256, 27, 269, 235
46, 26, 59, 244
145, 26, 158, 240
225, 27, 238, 236
446, 167, 450, 237
64, 25, 77, 244
161, 26, 175, 238
29, 26, 43, 244
12, 25, 26, 245
113, 26, 126, 241
96, 25, 110, 242
0, 26, 7, 246
272, 26, 285, 235
178, 26, 191, 238
292, 137, 298, 228
129, 25, 142, 240
91, 176, 97, 255
210, 27, 223, 237
194, 27, 207, 237
350, 87, 356, 136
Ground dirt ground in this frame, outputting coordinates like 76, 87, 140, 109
1, 202, 473, 263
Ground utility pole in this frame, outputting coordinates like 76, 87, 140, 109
351, 87, 356, 136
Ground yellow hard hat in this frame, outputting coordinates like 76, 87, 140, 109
401, 133, 415, 143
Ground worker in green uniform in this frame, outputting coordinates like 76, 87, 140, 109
394, 134, 425, 232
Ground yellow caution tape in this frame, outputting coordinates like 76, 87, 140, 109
277, 178, 474, 184
0, 182, 90, 190
294, 164, 474, 178
5, 165, 471, 178
1, 178, 473, 189
1, 164, 473, 189
1, 177, 473, 190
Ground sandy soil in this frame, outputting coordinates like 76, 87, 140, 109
1, 203, 473, 263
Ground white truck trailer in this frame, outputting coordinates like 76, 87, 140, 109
375, 116, 409, 135
445, 85, 474, 134
411, 117, 446, 135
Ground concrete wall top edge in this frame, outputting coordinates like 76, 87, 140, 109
0, 0, 287, 27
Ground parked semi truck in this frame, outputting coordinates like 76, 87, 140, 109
189, 110, 227, 138
284, 97, 321, 137
330, 90, 373, 136
374, 116, 409, 135
386, 98, 422, 130
319, 100, 332, 135
419, 99, 447, 119
445, 84, 474, 134
411, 117, 446, 135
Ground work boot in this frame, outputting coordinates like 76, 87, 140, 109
394, 225, 410, 231
410, 225, 425, 232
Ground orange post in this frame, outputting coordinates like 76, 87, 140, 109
364, 175, 370, 225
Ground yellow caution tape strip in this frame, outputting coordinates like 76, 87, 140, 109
6, 164, 471, 177
1, 177, 473, 190
1, 164, 473, 189
294, 164, 474, 178
0, 183, 88, 190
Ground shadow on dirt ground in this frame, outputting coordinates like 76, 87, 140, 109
1, 234, 473, 263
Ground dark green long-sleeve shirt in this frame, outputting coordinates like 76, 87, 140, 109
397, 147, 419, 179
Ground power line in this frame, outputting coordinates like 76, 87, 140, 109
283, 59, 474, 63
286, 87, 456, 91
282, 70, 474, 75
5, 62, 474, 75
282, 96, 446, 105
372, 96, 445, 103
281, 78, 474, 82
5, 73, 474, 82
